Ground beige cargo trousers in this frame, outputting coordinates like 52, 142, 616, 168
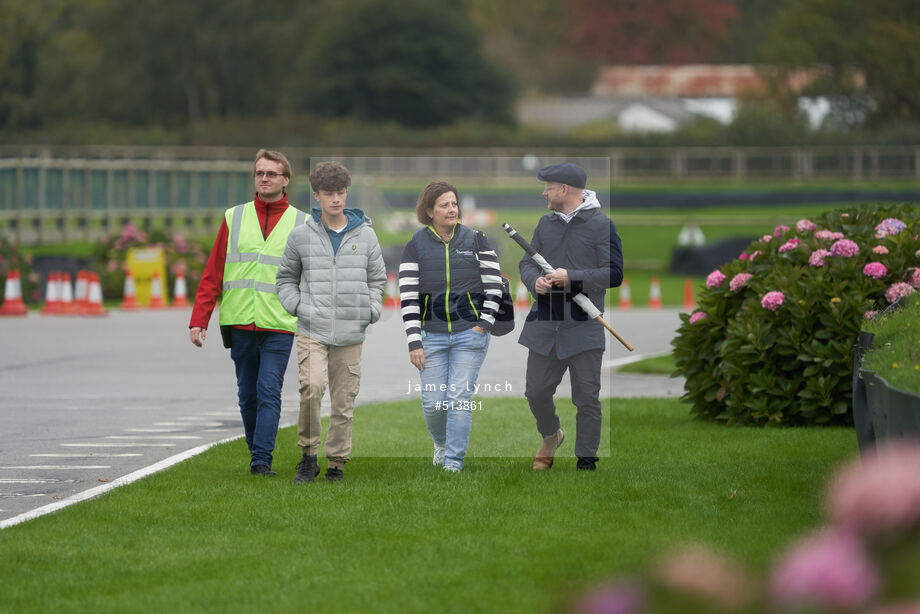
296, 333, 363, 469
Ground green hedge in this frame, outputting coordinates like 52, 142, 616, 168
673, 203, 920, 426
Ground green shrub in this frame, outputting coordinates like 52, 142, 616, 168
93, 223, 207, 300
861, 292, 920, 394
672, 203, 920, 426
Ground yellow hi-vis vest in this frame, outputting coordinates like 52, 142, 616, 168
219, 201, 305, 331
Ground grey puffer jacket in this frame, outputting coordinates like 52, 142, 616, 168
276, 209, 386, 346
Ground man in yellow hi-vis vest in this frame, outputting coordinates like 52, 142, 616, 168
189, 149, 305, 477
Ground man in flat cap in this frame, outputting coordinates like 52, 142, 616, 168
518, 162, 624, 471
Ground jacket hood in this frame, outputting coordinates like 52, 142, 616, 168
554, 189, 600, 223
310, 207, 367, 231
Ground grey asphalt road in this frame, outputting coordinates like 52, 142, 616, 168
0, 307, 684, 525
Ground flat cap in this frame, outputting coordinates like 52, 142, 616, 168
537, 162, 587, 189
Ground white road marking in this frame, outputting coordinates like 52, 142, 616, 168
0, 478, 61, 484
1, 434, 240, 529
124, 428, 184, 433
0, 493, 45, 498
603, 352, 670, 370
60, 443, 176, 448
30, 453, 143, 458
105, 435, 201, 440
0, 465, 111, 470
154, 421, 224, 427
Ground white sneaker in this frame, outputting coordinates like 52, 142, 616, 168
433, 443, 446, 466
443, 464, 461, 473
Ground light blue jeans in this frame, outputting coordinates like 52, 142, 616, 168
420, 328, 490, 470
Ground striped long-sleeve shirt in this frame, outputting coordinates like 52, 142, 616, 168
399, 225, 503, 351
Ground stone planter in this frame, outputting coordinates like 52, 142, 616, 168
859, 370, 920, 443
853, 329, 920, 451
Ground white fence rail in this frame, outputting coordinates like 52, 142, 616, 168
1, 146, 918, 244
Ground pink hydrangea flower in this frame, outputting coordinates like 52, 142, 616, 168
778, 238, 801, 253
862, 262, 887, 279
907, 268, 920, 289
770, 529, 877, 610
729, 273, 753, 292
796, 219, 817, 232
774, 224, 790, 237
689, 312, 707, 324
119, 222, 148, 244
576, 582, 644, 614
828, 442, 920, 535
868, 602, 920, 614
815, 230, 845, 241
173, 234, 188, 253
749, 250, 762, 261
738, 252, 750, 261
761, 291, 785, 311
761, 234, 773, 243
830, 239, 859, 258
872, 245, 889, 254
864, 310, 876, 320
656, 546, 753, 610
874, 217, 907, 238
808, 249, 832, 267
885, 282, 915, 304
705, 270, 726, 288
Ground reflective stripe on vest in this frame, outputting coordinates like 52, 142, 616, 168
219, 201, 306, 331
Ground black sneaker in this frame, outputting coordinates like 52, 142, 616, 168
325, 467, 344, 482
293, 454, 320, 485
576, 457, 598, 471
250, 464, 277, 477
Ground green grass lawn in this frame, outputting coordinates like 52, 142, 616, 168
0, 397, 857, 613
617, 353, 677, 375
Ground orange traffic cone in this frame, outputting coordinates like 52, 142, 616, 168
40, 271, 63, 315
682, 277, 695, 311
83, 273, 108, 316
119, 271, 140, 311
648, 276, 663, 310
384, 272, 400, 309
74, 270, 89, 314
0, 269, 29, 316
171, 271, 190, 308
148, 272, 168, 309
59, 272, 75, 314
515, 278, 530, 311
618, 277, 632, 310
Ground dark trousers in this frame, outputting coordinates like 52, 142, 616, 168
524, 347, 603, 459
229, 329, 294, 468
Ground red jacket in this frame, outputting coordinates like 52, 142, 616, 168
189, 193, 295, 334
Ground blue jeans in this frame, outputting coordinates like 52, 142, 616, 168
229, 329, 293, 468
420, 328, 490, 470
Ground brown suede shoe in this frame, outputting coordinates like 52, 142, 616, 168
532, 429, 565, 470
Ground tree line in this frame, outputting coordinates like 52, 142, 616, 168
1, 0, 917, 137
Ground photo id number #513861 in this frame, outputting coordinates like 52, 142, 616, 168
434, 400, 483, 411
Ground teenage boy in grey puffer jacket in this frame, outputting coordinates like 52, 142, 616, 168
276, 161, 386, 484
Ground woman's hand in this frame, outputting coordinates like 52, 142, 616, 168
472, 325, 485, 334
409, 348, 426, 371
